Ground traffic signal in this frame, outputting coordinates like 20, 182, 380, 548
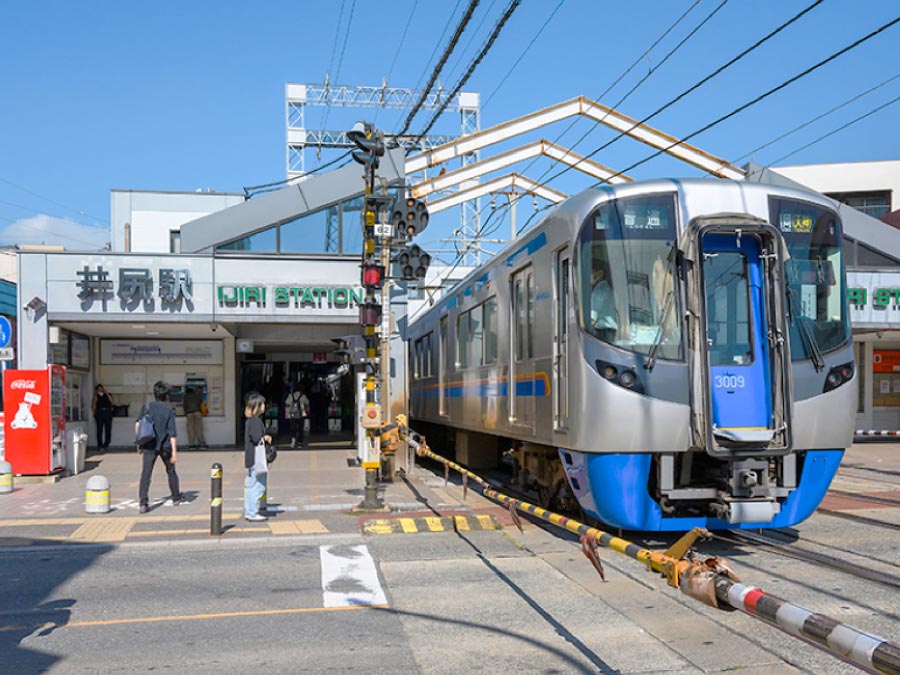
395, 244, 431, 281
347, 120, 385, 169
391, 194, 429, 239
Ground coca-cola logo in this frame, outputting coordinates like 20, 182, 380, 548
10, 380, 36, 390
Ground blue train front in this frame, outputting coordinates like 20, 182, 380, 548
408, 179, 856, 532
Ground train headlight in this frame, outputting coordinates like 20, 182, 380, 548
619, 371, 636, 388
603, 365, 617, 380
595, 359, 645, 393
824, 362, 854, 393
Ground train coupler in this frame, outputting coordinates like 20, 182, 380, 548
580, 535, 605, 581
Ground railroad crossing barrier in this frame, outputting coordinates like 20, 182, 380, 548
410, 436, 900, 675
85, 475, 110, 514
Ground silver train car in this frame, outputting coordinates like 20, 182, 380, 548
408, 178, 855, 531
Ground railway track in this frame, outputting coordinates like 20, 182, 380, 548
716, 529, 900, 591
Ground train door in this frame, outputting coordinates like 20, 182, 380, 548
438, 314, 448, 417
510, 266, 535, 427
702, 233, 774, 443
553, 252, 569, 430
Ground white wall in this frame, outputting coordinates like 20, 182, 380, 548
775, 160, 900, 210
110, 190, 244, 254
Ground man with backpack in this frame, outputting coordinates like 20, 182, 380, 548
284, 384, 310, 448
135, 381, 185, 513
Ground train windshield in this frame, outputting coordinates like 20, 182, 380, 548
768, 197, 849, 358
577, 193, 681, 360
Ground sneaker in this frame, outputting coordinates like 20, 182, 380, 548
139, 504, 150, 514
290, 439, 296, 448
172, 494, 187, 506
200, 445, 209, 450
244, 514, 268, 522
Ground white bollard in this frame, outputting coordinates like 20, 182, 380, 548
0, 461, 12, 494
85, 475, 110, 513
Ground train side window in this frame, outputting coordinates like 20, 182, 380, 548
457, 311, 470, 369
425, 332, 433, 377
484, 297, 498, 364
514, 278, 525, 361
470, 304, 483, 368
526, 273, 535, 358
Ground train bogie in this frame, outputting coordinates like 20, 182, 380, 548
409, 179, 854, 531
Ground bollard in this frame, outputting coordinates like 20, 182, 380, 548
85, 475, 110, 514
0, 461, 12, 494
210, 463, 222, 536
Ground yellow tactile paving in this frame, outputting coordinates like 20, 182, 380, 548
128, 529, 211, 537
68, 518, 136, 543
268, 520, 328, 535
477, 514, 499, 530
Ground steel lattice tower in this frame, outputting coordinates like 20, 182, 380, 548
285, 82, 480, 254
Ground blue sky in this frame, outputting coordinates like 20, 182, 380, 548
1, 0, 898, 257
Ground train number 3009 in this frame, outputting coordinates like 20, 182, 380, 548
714, 375, 745, 389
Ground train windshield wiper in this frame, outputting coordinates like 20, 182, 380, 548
786, 284, 825, 371
646, 248, 678, 372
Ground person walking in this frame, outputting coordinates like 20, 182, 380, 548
182, 386, 208, 449
136, 381, 185, 514
92, 384, 114, 451
284, 385, 310, 448
244, 392, 271, 522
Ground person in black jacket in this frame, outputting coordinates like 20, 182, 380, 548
92, 384, 114, 451
243, 392, 271, 522
136, 381, 185, 514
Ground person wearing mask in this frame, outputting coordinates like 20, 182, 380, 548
136, 381, 185, 514
92, 384, 114, 452
243, 392, 271, 522
182, 386, 208, 449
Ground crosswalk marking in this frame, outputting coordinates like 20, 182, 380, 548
320, 544, 387, 608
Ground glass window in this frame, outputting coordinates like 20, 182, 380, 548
704, 251, 752, 366
769, 197, 849, 357
514, 279, 525, 361
341, 196, 364, 254
577, 193, 682, 359
484, 297, 498, 364
217, 227, 277, 253
526, 274, 535, 358
169, 230, 181, 253
470, 304, 483, 366
280, 205, 339, 253
456, 311, 470, 368
424, 332, 432, 377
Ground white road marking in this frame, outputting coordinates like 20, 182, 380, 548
320, 543, 387, 608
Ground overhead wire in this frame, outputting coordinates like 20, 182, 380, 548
410, 0, 464, 95
764, 90, 900, 168
0, 175, 108, 225
482, 0, 565, 110
322, 0, 358, 137
442, 0, 499, 90
376, 0, 420, 124
596, 14, 900, 185
243, 150, 354, 198
398, 0, 481, 137
732, 71, 900, 163
414, 0, 523, 143
533, 0, 826, 190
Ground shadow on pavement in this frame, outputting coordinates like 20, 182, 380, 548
0, 538, 114, 672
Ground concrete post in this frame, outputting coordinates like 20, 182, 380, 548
85, 475, 110, 513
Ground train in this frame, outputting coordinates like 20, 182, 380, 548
407, 178, 856, 531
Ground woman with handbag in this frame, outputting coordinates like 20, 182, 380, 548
243, 392, 271, 522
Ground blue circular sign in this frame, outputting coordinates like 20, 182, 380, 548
0, 316, 11, 348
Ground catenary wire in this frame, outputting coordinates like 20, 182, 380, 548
482, 0, 564, 110
398, 0, 482, 137
414, 0, 523, 143
0, 176, 109, 225
322, 0, 358, 135
732, 72, 900, 163
596, 14, 900, 186
534, 0, 826, 190
411, 0, 464, 95
243, 151, 354, 197
763, 91, 900, 168
442, 0, 499, 87
375, 0, 420, 124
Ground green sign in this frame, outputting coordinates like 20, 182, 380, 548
848, 287, 900, 309
217, 285, 364, 309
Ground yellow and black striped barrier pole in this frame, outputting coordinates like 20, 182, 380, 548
412, 439, 900, 674
210, 463, 222, 536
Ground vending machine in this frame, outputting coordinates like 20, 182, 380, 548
3, 366, 66, 475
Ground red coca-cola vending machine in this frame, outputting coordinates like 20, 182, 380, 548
3, 366, 66, 475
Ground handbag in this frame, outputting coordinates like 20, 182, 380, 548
252, 438, 268, 474
200, 401, 209, 417
265, 443, 277, 464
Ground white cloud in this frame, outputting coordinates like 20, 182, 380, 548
0, 213, 108, 250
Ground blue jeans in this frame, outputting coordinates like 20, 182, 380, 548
244, 467, 267, 517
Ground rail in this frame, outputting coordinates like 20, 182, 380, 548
407, 434, 900, 675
